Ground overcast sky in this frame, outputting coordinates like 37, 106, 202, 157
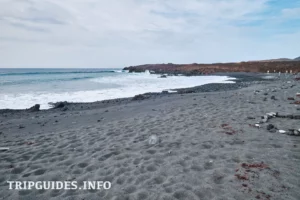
0, 0, 299, 68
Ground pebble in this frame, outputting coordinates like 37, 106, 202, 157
267, 124, 275, 131
278, 130, 286, 134
266, 112, 277, 117
148, 135, 159, 145
18, 125, 25, 129
287, 129, 300, 136
0, 147, 9, 152
261, 115, 269, 123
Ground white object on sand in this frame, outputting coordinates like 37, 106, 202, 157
266, 112, 277, 117
148, 135, 159, 145
261, 115, 269, 123
255, 124, 260, 128
0, 147, 9, 151
278, 130, 286, 134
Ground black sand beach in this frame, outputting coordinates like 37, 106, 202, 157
0, 73, 300, 200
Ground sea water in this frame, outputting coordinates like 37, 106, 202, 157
0, 68, 235, 109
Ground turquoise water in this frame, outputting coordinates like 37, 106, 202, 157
0, 68, 123, 91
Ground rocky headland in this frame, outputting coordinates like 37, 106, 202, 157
123, 60, 300, 75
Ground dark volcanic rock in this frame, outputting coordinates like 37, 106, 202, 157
178, 90, 196, 94
267, 124, 276, 131
50, 101, 68, 109
277, 114, 300, 119
127, 68, 145, 73
19, 125, 25, 129
28, 104, 40, 112
132, 94, 147, 101
271, 96, 277, 100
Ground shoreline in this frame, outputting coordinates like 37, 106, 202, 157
0, 72, 276, 113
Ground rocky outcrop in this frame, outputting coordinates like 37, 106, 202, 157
123, 61, 300, 75
132, 94, 148, 101
28, 104, 40, 112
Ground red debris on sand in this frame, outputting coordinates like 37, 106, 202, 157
221, 124, 229, 128
287, 97, 295, 100
225, 131, 236, 135
221, 123, 237, 135
241, 163, 269, 169
234, 162, 279, 199
295, 77, 300, 81
293, 101, 300, 104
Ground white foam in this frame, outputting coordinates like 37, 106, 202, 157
0, 72, 235, 109
263, 75, 276, 79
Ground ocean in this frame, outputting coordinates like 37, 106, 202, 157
0, 68, 234, 109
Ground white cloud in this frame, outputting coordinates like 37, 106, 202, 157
0, 0, 299, 67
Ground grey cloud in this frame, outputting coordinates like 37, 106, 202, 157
9, 22, 50, 33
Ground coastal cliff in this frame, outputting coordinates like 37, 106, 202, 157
123, 61, 300, 75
